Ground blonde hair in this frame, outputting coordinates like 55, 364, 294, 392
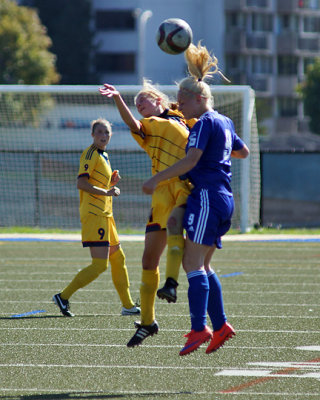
91, 118, 112, 135
134, 78, 171, 109
179, 42, 230, 106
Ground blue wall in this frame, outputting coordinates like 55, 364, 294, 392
261, 153, 320, 227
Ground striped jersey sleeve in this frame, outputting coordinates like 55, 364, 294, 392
78, 145, 113, 217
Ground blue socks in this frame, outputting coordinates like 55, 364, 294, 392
207, 270, 227, 331
187, 270, 209, 331
186, 269, 227, 332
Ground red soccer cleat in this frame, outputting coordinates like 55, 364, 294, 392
179, 326, 213, 356
205, 322, 235, 354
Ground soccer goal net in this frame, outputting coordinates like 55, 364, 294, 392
0, 84, 260, 232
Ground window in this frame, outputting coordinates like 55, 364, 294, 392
252, 56, 273, 74
96, 53, 135, 73
246, 0, 268, 7
303, 16, 320, 33
298, 37, 319, 51
228, 55, 239, 69
256, 98, 273, 120
246, 34, 268, 49
281, 15, 290, 30
226, 12, 244, 29
278, 15, 299, 33
298, 0, 320, 10
225, 56, 247, 84
226, 55, 246, 71
278, 56, 298, 75
251, 14, 272, 32
95, 10, 135, 31
278, 98, 298, 117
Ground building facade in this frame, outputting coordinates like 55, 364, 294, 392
92, 0, 225, 85
92, 0, 320, 138
224, 0, 320, 137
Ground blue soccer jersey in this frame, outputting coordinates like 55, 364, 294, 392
185, 110, 245, 196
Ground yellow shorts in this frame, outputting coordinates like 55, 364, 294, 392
81, 214, 119, 247
146, 178, 191, 232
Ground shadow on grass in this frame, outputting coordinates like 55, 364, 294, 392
0, 314, 105, 320
0, 391, 193, 399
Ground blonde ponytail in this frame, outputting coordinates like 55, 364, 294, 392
179, 42, 230, 105
185, 42, 220, 82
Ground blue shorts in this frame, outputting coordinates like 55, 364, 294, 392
183, 188, 234, 248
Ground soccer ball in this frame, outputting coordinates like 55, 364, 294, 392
156, 18, 193, 55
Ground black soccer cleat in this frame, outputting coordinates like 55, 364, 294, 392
127, 320, 159, 347
52, 293, 74, 317
157, 277, 178, 303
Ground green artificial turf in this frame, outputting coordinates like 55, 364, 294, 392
0, 239, 319, 399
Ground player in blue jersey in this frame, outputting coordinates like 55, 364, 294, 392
143, 42, 250, 356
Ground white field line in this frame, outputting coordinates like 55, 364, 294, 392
1, 259, 319, 266
1, 233, 320, 241
0, 363, 319, 380
3, 299, 320, 307
0, 343, 302, 350
0, 327, 319, 334
1, 279, 319, 287
0, 363, 233, 370
249, 361, 320, 368
1, 315, 319, 321
1, 311, 319, 319
1, 261, 319, 268
0, 287, 316, 295
0, 389, 317, 398
0, 265, 320, 276
0, 312, 320, 323
195, 393, 320, 397
1, 363, 319, 374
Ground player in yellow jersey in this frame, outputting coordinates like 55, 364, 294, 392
100, 80, 194, 346
52, 118, 140, 317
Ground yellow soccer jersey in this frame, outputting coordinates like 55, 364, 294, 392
78, 144, 113, 218
131, 109, 190, 175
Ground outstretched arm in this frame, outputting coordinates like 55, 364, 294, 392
99, 84, 141, 133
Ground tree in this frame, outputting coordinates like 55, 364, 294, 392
0, 0, 59, 127
23, 0, 98, 84
297, 58, 320, 135
0, 0, 59, 84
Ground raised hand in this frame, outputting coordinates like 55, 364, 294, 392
99, 83, 120, 98
110, 170, 121, 186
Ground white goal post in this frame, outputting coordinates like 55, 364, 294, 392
0, 84, 260, 232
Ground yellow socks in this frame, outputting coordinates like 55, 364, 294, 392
165, 234, 184, 282
61, 258, 107, 300
60, 249, 135, 309
109, 248, 135, 309
140, 268, 160, 325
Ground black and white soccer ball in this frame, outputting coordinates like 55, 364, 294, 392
156, 18, 193, 55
